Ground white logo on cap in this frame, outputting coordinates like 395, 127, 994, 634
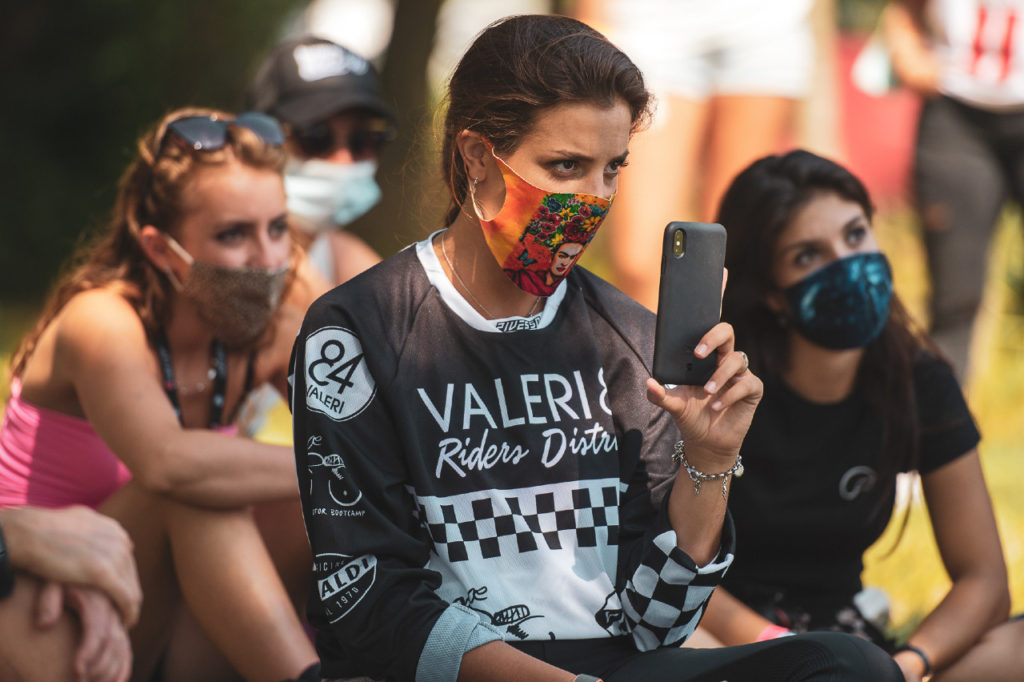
304, 326, 375, 421
293, 44, 369, 82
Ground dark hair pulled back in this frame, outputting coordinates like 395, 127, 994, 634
440, 14, 651, 225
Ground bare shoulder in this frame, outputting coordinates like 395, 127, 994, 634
55, 288, 148, 356
53, 289, 156, 391
328, 230, 381, 284
288, 256, 332, 307
257, 300, 306, 392
20, 288, 151, 415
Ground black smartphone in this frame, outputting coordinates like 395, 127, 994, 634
652, 221, 727, 385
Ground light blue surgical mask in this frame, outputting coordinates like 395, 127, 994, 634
285, 159, 381, 230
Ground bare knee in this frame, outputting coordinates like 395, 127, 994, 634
0, 576, 78, 681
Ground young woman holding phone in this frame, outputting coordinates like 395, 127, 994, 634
289, 15, 904, 682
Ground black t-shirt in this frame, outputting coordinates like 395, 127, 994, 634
722, 353, 979, 618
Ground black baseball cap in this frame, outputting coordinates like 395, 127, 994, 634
248, 36, 394, 130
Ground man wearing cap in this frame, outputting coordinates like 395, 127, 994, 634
249, 36, 396, 286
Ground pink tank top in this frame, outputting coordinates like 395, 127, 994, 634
0, 378, 237, 509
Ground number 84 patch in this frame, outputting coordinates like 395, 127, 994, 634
304, 326, 376, 421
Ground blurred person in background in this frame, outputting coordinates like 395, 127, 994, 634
575, 0, 814, 310
884, 0, 1024, 381
0, 107, 321, 682
241, 36, 397, 441
0, 505, 140, 682
249, 35, 395, 288
702, 149, 1022, 682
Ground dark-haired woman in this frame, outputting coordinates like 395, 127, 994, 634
290, 15, 904, 682
0, 108, 321, 681
700, 148, 1022, 682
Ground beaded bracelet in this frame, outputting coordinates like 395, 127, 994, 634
672, 440, 744, 499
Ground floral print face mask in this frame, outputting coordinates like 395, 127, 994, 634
470, 154, 614, 297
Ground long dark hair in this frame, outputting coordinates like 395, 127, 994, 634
719, 150, 930, 510
440, 14, 652, 226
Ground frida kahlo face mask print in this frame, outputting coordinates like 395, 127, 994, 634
470, 154, 613, 297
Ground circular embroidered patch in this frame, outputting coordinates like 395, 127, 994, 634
304, 326, 376, 421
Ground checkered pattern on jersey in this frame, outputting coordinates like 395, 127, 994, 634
621, 529, 733, 650
418, 480, 621, 563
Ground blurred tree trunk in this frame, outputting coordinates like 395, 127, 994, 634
360, 0, 445, 257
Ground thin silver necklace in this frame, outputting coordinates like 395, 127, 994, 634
439, 232, 542, 319
177, 367, 217, 397
176, 359, 218, 397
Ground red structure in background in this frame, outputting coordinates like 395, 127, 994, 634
836, 32, 921, 206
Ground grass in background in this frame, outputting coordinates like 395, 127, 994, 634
0, 303, 40, 405
2, 204, 1021, 640
863, 205, 1024, 636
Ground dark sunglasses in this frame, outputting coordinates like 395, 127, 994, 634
163, 111, 286, 152
293, 119, 396, 159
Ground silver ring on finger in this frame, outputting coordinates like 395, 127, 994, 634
739, 350, 749, 373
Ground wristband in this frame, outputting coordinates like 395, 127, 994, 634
755, 624, 793, 641
895, 644, 933, 677
0, 521, 14, 599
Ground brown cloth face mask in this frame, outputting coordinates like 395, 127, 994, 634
162, 233, 289, 348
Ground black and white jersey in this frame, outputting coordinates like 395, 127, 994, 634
290, 234, 735, 681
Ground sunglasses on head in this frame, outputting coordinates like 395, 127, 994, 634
293, 118, 395, 159
162, 111, 286, 152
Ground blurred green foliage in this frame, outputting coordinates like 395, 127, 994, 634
838, 0, 888, 32
0, 0, 452, 308
0, 1, 303, 306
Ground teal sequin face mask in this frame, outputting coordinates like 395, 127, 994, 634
782, 252, 893, 350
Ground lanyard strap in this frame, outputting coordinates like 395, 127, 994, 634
0, 521, 14, 599
155, 329, 228, 428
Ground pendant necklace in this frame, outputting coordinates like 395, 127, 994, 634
177, 362, 218, 396
155, 329, 229, 428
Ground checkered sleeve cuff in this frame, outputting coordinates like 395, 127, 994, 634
620, 511, 736, 650
415, 603, 504, 682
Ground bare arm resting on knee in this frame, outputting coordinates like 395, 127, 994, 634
0, 505, 140, 682
0, 505, 140, 625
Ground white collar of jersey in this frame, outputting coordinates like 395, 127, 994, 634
415, 230, 566, 333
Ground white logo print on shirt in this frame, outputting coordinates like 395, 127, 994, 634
305, 326, 376, 421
